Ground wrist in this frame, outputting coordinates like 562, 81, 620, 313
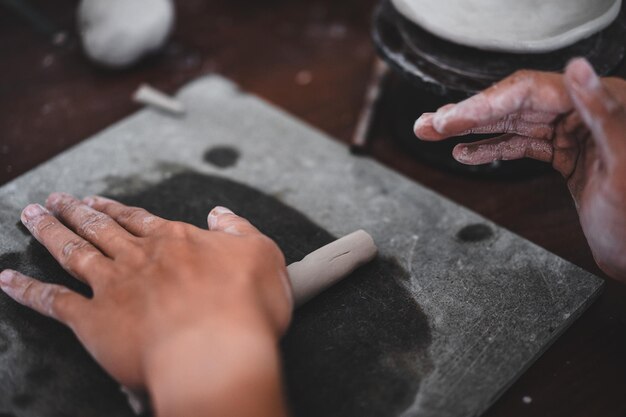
145, 319, 287, 417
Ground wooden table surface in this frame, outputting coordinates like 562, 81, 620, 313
1, 1, 625, 416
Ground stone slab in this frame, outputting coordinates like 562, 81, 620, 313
0, 76, 604, 417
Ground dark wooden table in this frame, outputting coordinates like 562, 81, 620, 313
1, 1, 625, 416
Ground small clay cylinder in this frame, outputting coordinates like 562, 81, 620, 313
288, 230, 378, 306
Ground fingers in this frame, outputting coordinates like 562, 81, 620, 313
452, 134, 554, 165
84, 196, 166, 237
207, 207, 261, 236
415, 112, 554, 141
564, 58, 626, 167
421, 70, 570, 136
0, 269, 89, 324
20, 204, 112, 284
46, 193, 137, 257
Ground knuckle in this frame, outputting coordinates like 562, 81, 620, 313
130, 208, 150, 223
248, 235, 283, 260
112, 233, 140, 251
117, 207, 143, 224
94, 198, 113, 210
536, 125, 553, 139
72, 253, 97, 275
77, 212, 109, 237
503, 116, 517, 132
50, 292, 66, 311
131, 248, 149, 266
606, 100, 625, 119
139, 214, 160, 232
62, 238, 87, 257
57, 199, 79, 217
119, 239, 148, 264
120, 208, 160, 232
511, 69, 533, 82
166, 221, 190, 237
49, 289, 69, 316
61, 239, 93, 267
20, 280, 37, 303
506, 70, 536, 93
35, 218, 57, 235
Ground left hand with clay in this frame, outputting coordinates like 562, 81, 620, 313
0, 194, 292, 417
414, 58, 626, 282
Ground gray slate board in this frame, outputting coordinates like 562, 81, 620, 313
0, 76, 603, 417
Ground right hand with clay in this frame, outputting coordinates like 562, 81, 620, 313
0, 194, 292, 417
414, 58, 626, 282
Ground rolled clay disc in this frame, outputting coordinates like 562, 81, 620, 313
391, 0, 622, 53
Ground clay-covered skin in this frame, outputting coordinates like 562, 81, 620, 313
0, 171, 433, 417
0, 191, 292, 417
414, 58, 626, 283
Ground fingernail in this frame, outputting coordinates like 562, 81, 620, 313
83, 196, 96, 207
452, 145, 470, 162
21, 204, 47, 223
568, 58, 600, 91
0, 270, 16, 286
213, 206, 234, 215
413, 113, 433, 133
208, 206, 234, 229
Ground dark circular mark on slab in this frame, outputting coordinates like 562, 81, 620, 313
12, 393, 34, 408
457, 223, 494, 242
203, 146, 240, 168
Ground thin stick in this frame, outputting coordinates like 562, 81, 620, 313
350, 59, 389, 153
132, 84, 185, 116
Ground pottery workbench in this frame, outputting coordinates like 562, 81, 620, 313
1, 1, 625, 416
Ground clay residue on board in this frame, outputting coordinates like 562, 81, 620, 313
0, 169, 433, 417
283, 257, 433, 417
0, 240, 131, 417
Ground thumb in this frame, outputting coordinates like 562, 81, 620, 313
207, 206, 260, 236
564, 58, 626, 167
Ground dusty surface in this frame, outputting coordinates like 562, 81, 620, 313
0, 76, 603, 417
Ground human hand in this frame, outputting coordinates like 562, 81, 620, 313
414, 58, 626, 282
0, 194, 292, 416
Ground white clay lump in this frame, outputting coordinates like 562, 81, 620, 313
78, 0, 174, 68
391, 0, 622, 53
